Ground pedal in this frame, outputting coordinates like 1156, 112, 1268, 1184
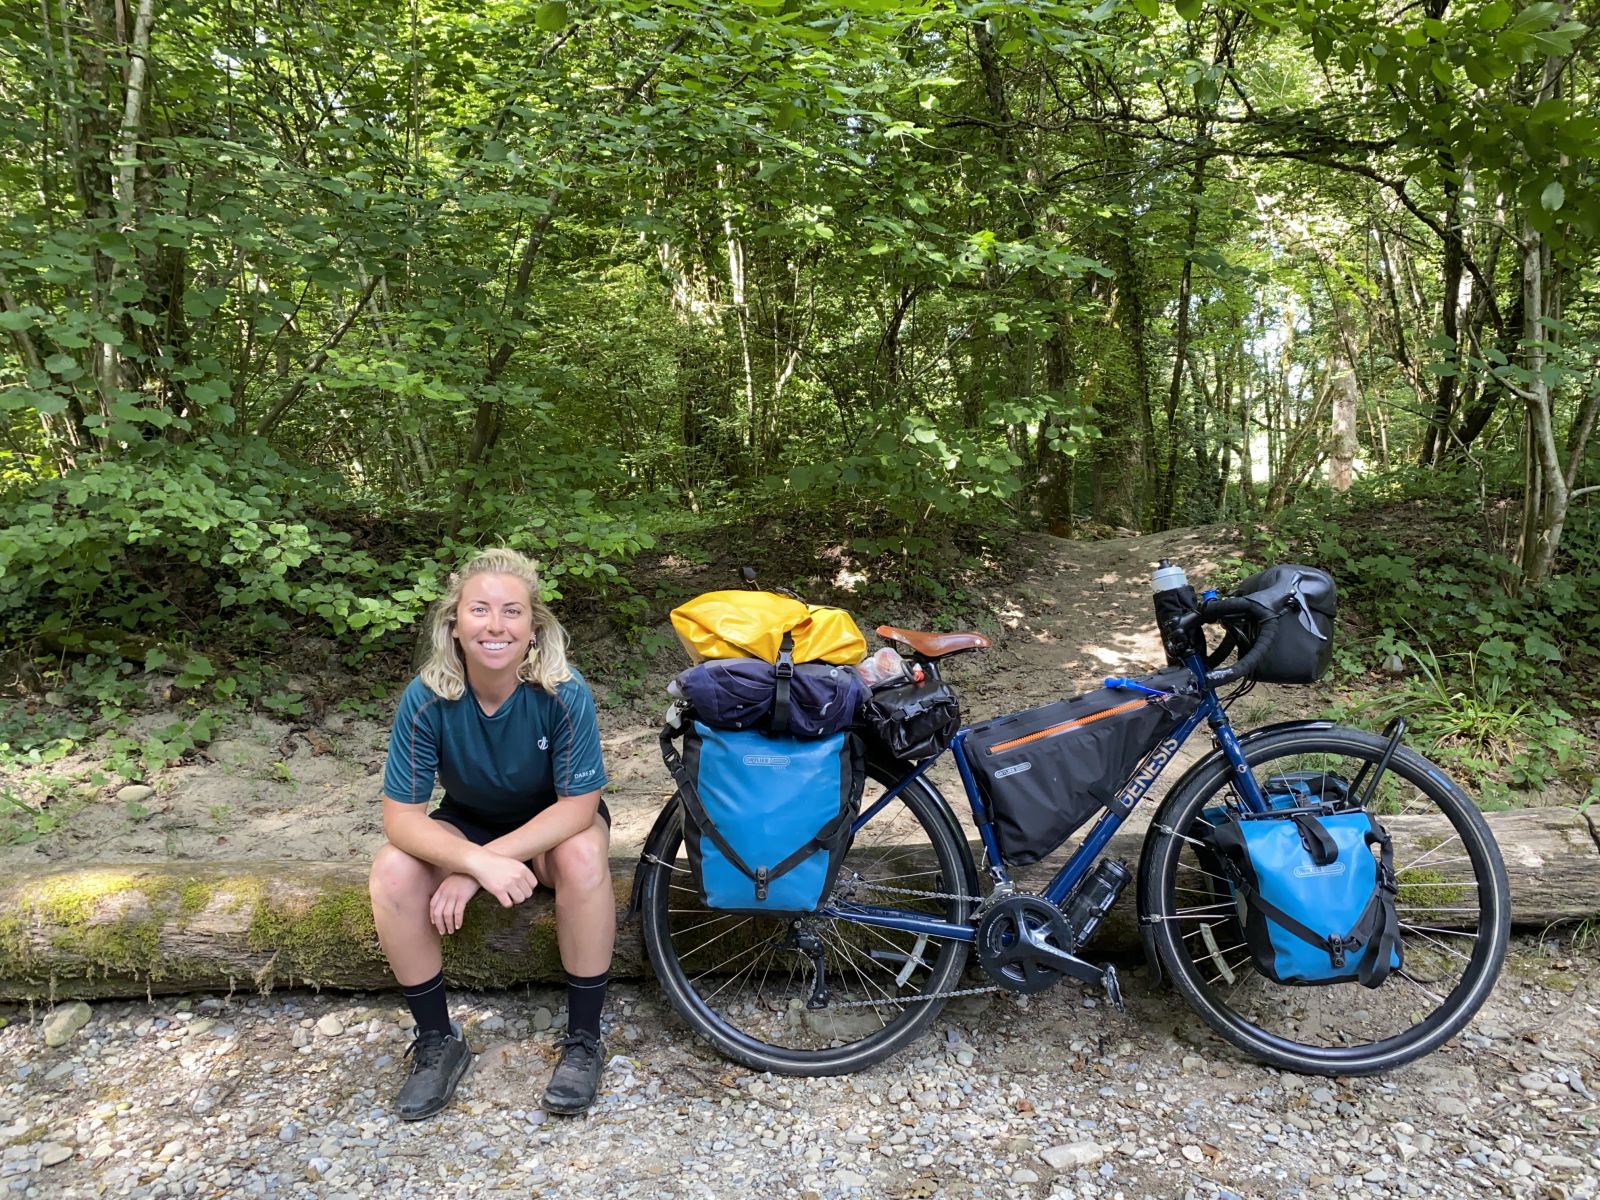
1101, 964, 1125, 1013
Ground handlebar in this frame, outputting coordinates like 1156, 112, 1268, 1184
1175, 595, 1281, 688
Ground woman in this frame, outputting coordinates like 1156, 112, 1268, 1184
369, 547, 613, 1120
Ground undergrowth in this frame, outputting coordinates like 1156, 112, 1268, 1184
1246, 469, 1600, 807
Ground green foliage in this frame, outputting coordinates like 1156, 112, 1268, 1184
1254, 474, 1600, 799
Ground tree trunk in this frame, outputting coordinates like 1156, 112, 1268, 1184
4, 806, 1595, 1001
1328, 343, 1359, 491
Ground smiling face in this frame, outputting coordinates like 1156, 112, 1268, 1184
451, 572, 535, 685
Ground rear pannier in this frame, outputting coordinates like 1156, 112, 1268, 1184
660, 721, 865, 914
967, 669, 1199, 866
1228, 565, 1337, 684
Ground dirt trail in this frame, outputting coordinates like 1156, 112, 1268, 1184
2, 526, 1312, 872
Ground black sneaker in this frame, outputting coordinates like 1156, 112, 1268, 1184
394, 1021, 471, 1121
540, 1030, 605, 1115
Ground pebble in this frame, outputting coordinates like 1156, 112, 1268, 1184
0, 943, 1590, 1200
41, 1003, 92, 1048
1042, 1142, 1109, 1170
115, 784, 155, 805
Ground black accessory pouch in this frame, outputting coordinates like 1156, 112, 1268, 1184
862, 676, 961, 763
966, 668, 1199, 866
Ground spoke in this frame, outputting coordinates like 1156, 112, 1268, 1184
687, 931, 780, 992
676, 914, 768, 963
1399, 925, 1474, 965
1397, 924, 1480, 940
1393, 969, 1446, 1006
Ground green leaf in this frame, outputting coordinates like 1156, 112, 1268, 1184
0, 310, 31, 331
1540, 180, 1565, 211
1132, 0, 1160, 16
1479, 0, 1511, 28
44, 352, 76, 374
534, 1, 568, 31
1173, 0, 1202, 19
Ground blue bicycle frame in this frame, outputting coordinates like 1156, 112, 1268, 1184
822, 649, 1274, 941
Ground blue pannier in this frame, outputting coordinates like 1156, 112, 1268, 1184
660, 720, 865, 914
1206, 807, 1402, 987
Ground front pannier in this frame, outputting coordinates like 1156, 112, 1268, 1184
1229, 565, 1337, 684
1205, 807, 1401, 987
967, 669, 1199, 866
660, 721, 866, 914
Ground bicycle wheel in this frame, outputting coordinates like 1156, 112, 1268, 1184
1140, 725, 1509, 1076
638, 767, 976, 1075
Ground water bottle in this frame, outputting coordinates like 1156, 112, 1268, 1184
1151, 559, 1199, 664
1063, 859, 1131, 949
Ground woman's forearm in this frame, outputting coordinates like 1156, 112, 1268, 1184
382, 799, 491, 876
484, 792, 602, 863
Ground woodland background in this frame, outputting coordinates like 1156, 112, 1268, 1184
1, 0, 1597, 826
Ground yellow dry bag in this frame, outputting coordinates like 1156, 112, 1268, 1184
670, 590, 867, 665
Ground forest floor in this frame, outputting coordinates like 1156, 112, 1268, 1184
0, 525, 1341, 873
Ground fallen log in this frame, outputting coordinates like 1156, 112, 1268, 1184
2, 808, 1594, 1001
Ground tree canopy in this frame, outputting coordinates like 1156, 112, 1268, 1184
1, 0, 1596, 669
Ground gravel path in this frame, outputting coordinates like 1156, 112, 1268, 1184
4, 937, 1597, 1199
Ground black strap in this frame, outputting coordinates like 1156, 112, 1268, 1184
659, 725, 762, 886
1354, 823, 1400, 988
1291, 812, 1338, 866
773, 632, 795, 735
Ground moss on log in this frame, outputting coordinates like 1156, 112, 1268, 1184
0, 862, 643, 1001
1, 807, 1593, 1001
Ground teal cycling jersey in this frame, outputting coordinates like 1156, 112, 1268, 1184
382, 670, 607, 826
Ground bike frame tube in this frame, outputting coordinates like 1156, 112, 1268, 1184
825, 650, 1272, 940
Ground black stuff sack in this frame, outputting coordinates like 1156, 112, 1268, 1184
967, 669, 1199, 865
862, 676, 961, 763
673, 657, 866, 737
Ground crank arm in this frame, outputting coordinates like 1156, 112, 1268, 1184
1026, 940, 1126, 1009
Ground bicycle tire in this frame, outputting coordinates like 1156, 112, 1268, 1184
1139, 725, 1510, 1076
638, 767, 976, 1075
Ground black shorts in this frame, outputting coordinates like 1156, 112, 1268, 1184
429, 798, 611, 847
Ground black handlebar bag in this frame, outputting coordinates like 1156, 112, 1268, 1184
967, 669, 1199, 865
1229, 565, 1337, 684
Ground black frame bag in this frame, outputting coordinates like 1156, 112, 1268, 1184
967, 669, 1199, 866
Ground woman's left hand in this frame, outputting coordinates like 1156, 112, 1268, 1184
429, 872, 484, 935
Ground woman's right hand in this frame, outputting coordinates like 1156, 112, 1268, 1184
468, 850, 538, 907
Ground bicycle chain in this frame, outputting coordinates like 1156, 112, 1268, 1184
815, 879, 1003, 1009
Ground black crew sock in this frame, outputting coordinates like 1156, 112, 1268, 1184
565, 970, 608, 1040
402, 971, 451, 1038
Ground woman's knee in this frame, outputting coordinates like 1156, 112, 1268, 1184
369, 843, 433, 907
548, 826, 611, 894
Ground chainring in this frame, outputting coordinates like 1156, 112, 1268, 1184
975, 893, 1076, 994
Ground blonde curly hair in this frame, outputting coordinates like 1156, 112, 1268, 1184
418, 547, 573, 700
